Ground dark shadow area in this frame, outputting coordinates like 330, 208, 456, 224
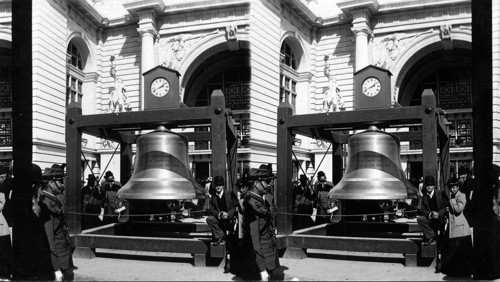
94, 251, 192, 264
306, 251, 405, 265
442, 275, 473, 281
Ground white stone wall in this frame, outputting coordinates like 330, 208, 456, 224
32, 0, 70, 168
248, 0, 282, 167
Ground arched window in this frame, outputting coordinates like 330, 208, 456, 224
66, 41, 84, 106
280, 40, 298, 112
194, 66, 250, 110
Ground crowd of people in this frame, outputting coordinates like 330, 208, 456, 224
415, 166, 476, 278
0, 159, 495, 280
204, 164, 279, 281
0, 163, 75, 281
291, 171, 339, 230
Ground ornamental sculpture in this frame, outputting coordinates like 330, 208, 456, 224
322, 55, 344, 112
108, 56, 131, 113
160, 30, 219, 70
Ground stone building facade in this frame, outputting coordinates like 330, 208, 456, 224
0, 0, 497, 185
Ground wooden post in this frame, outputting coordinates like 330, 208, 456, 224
11, 0, 35, 271
120, 141, 132, 185
66, 103, 83, 234
277, 102, 293, 234
226, 116, 238, 192
471, 0, 499, 279
438, 114, 450, 190
421, 89, 438, 186
210, 90, 227, 183
332, 142, 343, 185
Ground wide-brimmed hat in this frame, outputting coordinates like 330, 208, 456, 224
424, 175, 435, 186
42, 163, 66, 181
247, 164, 275, 181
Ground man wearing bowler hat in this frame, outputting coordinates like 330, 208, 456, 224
81, 174, 104, 230
206, 175, 239, 246
417, 175, 449, 246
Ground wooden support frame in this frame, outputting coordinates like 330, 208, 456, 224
276, 89, 448, 236
65, 90, 237, 265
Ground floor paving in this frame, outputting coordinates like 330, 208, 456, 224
70, 248, 474, 281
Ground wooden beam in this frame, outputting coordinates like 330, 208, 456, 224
66, 103, 83, 234
72, 107, 212, 130
286, 106, 422, 130
277, 102, 294, 234
210, 90, 227, 183
421, 89, 438, 186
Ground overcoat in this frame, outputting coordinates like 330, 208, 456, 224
243, 191, 279, 272
40, 190, 71, 271
208, 189, 239, 219
417, 189, 449, 219
448, 191, 472, 238
0, 192, 8, 236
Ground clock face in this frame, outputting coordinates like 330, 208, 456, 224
362, 77, 381, 97
151, 77, 170, 97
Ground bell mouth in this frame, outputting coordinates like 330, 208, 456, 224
330, 126, 419, 200
116, 126, 206, 201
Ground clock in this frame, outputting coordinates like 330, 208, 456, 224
143, 66, 180, 110
151, 77, 170, 97
362, 77, 381, 97
354, 65, 392, 110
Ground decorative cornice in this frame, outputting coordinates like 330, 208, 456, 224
281, 0, 318, 26
66, 0, 108, 28
337, 0, 379, 17
123, 0, 165, 16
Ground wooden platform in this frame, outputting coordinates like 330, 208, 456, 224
73, 220, 215, 267
282, 222, 423, 267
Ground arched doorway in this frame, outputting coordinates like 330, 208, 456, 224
183, 47, 251, 180
398, 47, 473, 181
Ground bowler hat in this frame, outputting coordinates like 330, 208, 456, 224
32, 163, 42, 182
214, 175, 224, 186
458, 166, 470, 176
299, 174, 308, 181
87, 174, 97, 182
105, 171, 114, 178
424, 175, 435, 186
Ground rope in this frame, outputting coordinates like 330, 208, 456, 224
66, 208, 418, 218
276, 209, 418, 218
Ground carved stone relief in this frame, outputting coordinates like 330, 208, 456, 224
159, 29, 219, 70
373, 29, 433, 70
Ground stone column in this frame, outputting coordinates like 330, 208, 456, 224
351, 9, 372, 72
136, 10, 158, 110
137, 10, 157, 74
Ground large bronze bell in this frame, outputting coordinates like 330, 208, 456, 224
329, 126, 418, 200
117, 126, 205, 200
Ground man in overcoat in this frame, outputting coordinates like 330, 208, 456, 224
417, 175, 449, 245
243, 168, 279, 281
206, 175, 239, 246
40, 164, 74, 281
